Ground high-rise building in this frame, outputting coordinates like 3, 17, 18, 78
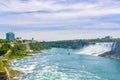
6, 32, 15, 40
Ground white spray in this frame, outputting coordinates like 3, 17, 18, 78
76, 43, 113, 56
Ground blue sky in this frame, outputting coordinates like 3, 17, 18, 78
0, 0, 120, 41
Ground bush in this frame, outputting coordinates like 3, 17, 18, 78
11, 44, 26, 56
0, 44, 11, 56
29, 42, 50, 51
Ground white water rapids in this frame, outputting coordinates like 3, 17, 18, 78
76, 43, 113, 56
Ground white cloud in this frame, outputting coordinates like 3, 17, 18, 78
0, 0, 120, 26
0, 0, 120, 40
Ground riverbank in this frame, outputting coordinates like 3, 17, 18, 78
1, 50, 48, 80
9, 52, 40, 80
0, 41, 51, 80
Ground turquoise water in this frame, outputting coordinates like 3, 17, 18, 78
11, 48, 120, 80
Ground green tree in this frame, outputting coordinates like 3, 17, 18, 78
29, 42, 50, 51
11, 44, 26, 56
0, 44, 11, 56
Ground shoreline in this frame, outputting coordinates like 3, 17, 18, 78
0, 41, 51, 80
9, 51, 42, 80
1, 49, 44, 80
9, 48, 57, 80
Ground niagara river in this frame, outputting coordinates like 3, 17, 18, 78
11, 43, 120, 80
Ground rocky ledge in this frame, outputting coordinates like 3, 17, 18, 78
99, 41, 120, 60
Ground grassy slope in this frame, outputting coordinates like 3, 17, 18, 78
0, 57, 5, 72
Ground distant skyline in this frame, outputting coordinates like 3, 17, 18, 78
0, 0, 120, 41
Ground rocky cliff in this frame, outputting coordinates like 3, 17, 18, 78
100, 41, 120, 59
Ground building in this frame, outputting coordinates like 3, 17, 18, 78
16, 37, 22, 41
104, 36, 112, 39
6, 32, 15, 40
31, 37, 36, 43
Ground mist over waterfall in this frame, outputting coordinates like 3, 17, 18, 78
77, 43, 113, 56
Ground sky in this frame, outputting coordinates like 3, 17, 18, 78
0, 0, 120, 41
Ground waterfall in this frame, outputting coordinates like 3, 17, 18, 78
76, 42, 113, 56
